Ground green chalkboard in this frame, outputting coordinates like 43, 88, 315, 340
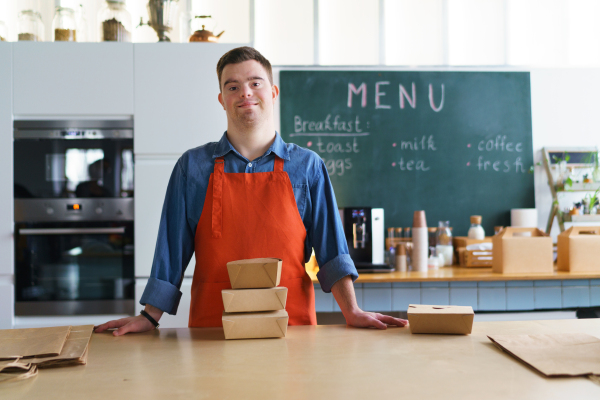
280, 71, 534, 236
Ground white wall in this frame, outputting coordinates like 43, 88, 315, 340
531, 68, 600, 238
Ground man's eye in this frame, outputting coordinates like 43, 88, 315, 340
228, 86, 237, 91
253, 82, 260, 87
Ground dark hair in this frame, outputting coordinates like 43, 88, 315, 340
216, 46, 273, 90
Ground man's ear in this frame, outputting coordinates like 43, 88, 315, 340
218, 92, 225, 110
272, 84, 279, 101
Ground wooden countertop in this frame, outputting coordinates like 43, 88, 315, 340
3, 320, 599, 399
307, 267, 600, 283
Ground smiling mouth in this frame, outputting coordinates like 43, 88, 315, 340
237, 102, 258, 108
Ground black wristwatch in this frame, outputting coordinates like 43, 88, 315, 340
140, 310, 160, 329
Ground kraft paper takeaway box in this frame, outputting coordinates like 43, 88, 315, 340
407, 305, 474, 335
222, 287, 288, 313
557, 226, 600, 272
222, 310, 289, 340
492, 227, 553, 274
226, 258, 282, 289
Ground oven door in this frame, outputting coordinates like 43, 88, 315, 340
15, 221, 134, 316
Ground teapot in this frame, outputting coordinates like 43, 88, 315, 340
189, 15, 224, 42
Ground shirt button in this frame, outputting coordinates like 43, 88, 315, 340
248, 163, 252, 167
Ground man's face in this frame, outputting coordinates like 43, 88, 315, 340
218, 60, 279, 129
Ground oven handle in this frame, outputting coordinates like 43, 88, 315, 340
19, 227, 126, 235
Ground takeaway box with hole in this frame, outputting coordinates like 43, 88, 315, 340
407, 304, 474, 335
557, 226, 600, 272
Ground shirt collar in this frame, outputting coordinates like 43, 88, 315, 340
212, 132, 290, 161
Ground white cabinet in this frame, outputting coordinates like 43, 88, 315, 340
0, 43, 13, 281
133, 43, 239, 155
135, 278, 192, 328
134, 157, 195, 278
13, 43, 134, 116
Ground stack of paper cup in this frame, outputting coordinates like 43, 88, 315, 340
511, 209, 538, 228
412, 211, 428, 272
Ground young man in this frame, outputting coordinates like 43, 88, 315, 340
95, 47, 407, 335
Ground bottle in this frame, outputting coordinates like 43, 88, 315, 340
412, 211, 428, 272
403, 227, 412, 239
18, 9, 45, 41
468, 215, 485, 240
395, 227, 403, 239
385, 228, 395, 268
427, 247, 440, 270
427, 227, 437, 248
53, 6, 77, 42
436, 220, 454, 266
98, 0, 132, 42
76, 4, 87, 42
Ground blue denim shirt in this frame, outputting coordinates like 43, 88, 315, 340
140, 132, 358, 315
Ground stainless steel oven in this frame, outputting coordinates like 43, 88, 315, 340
14, 120, 135, 316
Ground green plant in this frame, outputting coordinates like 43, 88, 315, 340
584, 188, 600, 213
552, 152, 570, 163
528, 161, 542, 174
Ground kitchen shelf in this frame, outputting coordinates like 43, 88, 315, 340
543, 146, 599, 233
562, 214, 600, 223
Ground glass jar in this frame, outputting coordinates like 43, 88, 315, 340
0, 21, 7, 41
468, 215, 485, 240
98, 0, 132, 42
53, 7, 77, 42
76, 4, 88, 42
436, 221, 454, 266
18, 10, 45, 42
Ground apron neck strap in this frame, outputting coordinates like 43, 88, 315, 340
212, 157, 225, 238
274, 156, 284, 172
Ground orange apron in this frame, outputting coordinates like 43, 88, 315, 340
189, 155, 317, 327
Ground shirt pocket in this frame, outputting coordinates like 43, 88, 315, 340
291, 184, 308, 220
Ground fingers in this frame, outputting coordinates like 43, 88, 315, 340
94, 317, 132, 333
375, 314, 409, 327
114, 316, 154, 336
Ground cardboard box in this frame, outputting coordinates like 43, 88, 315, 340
492, 227, 553, 274
222, 287, 288, 313
222, 310, 289, 340
407, 304, 474, 335
226, 258, 282, 289
453, 236, 492, 249
557, 226, 600, 272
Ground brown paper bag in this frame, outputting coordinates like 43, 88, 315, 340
28, 325, 93, 368
488, 333, 600, 376
0, 326, 71, 360
0, 359, 38, 384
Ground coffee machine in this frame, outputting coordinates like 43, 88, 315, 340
339, 208, 390, 272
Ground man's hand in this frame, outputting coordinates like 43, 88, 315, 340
343, 309, 408, 330
94, 305, 163, 336
330, 276, 409, 330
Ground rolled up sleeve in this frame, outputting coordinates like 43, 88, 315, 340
308, 160, 358, 293
139, 160, 195, 315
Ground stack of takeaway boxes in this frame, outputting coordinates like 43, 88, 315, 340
222, 258, 289, 340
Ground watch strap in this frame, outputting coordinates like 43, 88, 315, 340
140, 310, 160, 329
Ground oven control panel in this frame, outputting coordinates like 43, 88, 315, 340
15, 198, 133, 222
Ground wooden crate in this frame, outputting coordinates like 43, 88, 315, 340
458, 247, 493, 268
